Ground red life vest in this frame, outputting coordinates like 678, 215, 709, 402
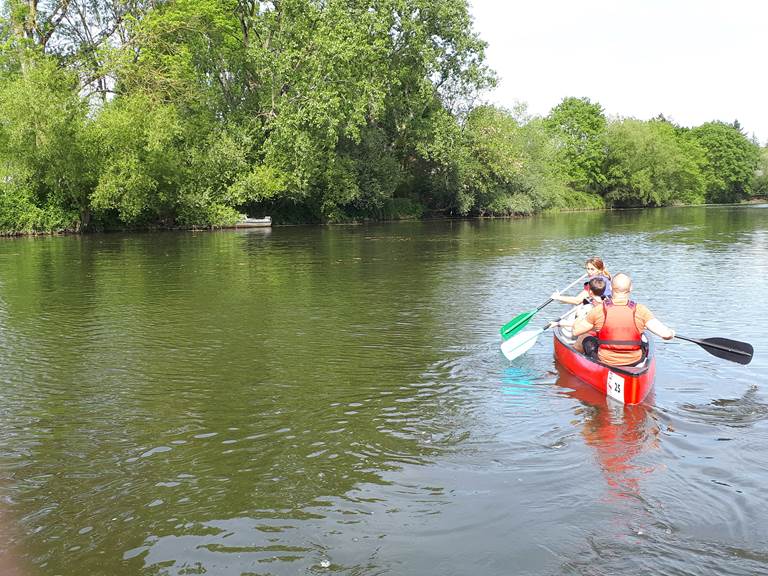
596, 299, 642, 351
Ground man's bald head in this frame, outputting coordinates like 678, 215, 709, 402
612, 273, 632, 294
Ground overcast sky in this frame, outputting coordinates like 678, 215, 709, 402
468, 0, 767, 145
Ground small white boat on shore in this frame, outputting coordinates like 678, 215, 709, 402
233, 216, 272, 228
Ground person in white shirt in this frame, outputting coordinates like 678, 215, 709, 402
554, 277, 607, 345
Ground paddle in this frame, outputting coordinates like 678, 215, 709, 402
674, 335, 754, 365
501, 306, 579, 361
500, 274, 587, 341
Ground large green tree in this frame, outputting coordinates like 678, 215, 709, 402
111, 0, 493, 222
544, 96, 607, 193
451, 105, 578, 216
0, 55, 91, 231
1, 0, 494, 229
602, 118, 706, 207
688, 122, 760, 203
752, 147, 768, 197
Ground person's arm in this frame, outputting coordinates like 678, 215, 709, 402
646, 318, 675, 340
571, 305, 601, 336
551, 288, 588, 305
548, 305, 582, 330
572, 315, 595, 337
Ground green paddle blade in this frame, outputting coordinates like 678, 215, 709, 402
500, 310, 536, 340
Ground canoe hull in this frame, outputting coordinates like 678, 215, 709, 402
553, 329, 656, 405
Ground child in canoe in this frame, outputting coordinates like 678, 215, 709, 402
552, 277, 607, 345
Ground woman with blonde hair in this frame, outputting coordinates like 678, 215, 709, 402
551, 257, 612, 305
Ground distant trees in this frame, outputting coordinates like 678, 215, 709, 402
0, 55, 90, 231
0, 1, 763, 233
602, 119, 706, 207
1, 0, 496, 230
753, 147, 768, 197
453, 105, 598, 216
544, 97, 607, 193
688, 122, 761, 203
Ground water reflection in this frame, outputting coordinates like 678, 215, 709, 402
499, 366, 538, 398
555, 366, 662, 500
0, 505, 28, 576
0, 206, 766, 575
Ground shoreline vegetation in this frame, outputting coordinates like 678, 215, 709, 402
1, 1, 766, 236
4, 194, 766, 238
2, 198, 766, 238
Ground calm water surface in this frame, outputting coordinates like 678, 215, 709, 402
0, 206, 766, 575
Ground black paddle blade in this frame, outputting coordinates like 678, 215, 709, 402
691, 337, 754, 365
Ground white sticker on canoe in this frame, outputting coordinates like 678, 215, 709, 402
606, 371, 625, 403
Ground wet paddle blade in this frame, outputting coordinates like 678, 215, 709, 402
698, 337, 752, 365
675, 335, 754, 365
500, 310, 536, 341
501, 328, 544, 361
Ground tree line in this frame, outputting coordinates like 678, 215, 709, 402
1, 0, 765, 233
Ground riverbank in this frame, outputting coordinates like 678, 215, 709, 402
1, 198, 766, 237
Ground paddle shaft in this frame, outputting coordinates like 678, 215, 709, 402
540, 304, 582, 330
675, 335, 752, 358
534, 273, 588, 312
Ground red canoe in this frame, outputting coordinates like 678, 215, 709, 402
552, 328, 656, 405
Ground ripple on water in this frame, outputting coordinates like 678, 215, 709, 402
1, 211, 767, 575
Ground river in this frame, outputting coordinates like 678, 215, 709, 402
0, 205, 766, 575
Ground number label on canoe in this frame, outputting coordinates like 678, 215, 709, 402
606, 371, 625, 403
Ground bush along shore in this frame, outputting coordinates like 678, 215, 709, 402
1, 1, 766, 235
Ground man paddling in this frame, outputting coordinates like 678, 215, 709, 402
571, 273, 675, 366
